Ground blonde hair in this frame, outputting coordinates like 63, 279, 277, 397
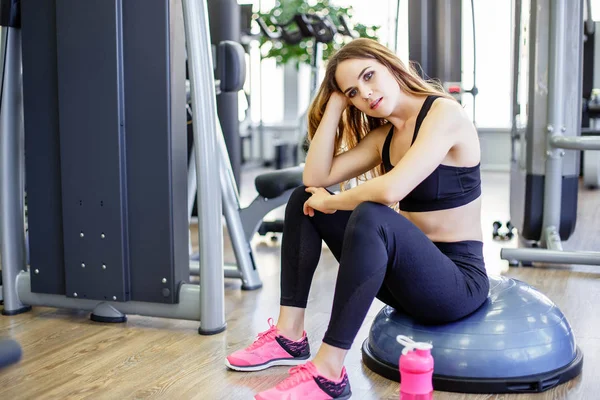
307, 38, 455, 185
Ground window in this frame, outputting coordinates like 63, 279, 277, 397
247, 0, 513, 128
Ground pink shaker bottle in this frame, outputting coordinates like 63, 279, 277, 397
397, 335, 434, 400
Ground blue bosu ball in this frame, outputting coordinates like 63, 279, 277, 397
361, 276, 583, 393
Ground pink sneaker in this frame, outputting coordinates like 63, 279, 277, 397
254, 361, 352, 400
226, 318, 310, 371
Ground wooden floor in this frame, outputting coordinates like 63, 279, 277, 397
1, 170, 599, 400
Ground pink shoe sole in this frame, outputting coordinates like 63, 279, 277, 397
225, 354, 310, 372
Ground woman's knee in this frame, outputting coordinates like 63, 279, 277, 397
287, 185, 309, 205
353, 201, 388, 216
285, 185, 311, 217
346, 202, 412, 238
349, 202, 392, 227
343, 202, 383, 241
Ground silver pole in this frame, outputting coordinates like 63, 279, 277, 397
501, 248, 600, 266
186, 112, 262, 289
551, 135, 600, 150
585, 0, 594, 34
217, 120, 262, 290
541, 0, 568, 247
311, 41, 323, 97
182, 0, 226, 334
189, 260, 243, 279
185, 98, 262, 288
0, 28, 28, 314
510, 0, 522, 163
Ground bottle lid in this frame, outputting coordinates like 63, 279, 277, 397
397, 335, 433, 355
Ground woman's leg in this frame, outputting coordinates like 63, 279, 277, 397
226, 186, 352, 372
251, 200, 489, 398
277, 186, 353, 339
312, 201, 489, 378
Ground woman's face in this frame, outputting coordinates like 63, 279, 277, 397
334, 58, 399, 117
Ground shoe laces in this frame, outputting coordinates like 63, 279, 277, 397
277, 363, 316, 390
246, 318, 278, 351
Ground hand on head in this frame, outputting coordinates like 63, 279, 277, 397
328, 91, 349, 113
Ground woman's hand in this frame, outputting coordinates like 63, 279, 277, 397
327, 92, 349, 113
303, 187, 337, 216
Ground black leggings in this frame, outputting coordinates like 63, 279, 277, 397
280, 186, 490, 350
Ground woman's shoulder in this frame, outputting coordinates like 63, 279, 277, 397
429, 97, 474, 129
431, 96, 465, 115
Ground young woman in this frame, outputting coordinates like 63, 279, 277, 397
226, 38, 489, 400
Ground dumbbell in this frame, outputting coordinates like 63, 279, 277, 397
492, 221, 515, 241
492, 221, 503, 240
505, 221, 515, 240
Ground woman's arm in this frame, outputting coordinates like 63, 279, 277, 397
319, 101, 464, 211
303, 93, 383, 188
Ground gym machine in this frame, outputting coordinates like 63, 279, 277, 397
0, 0, 259, 334
407, 0, 478, 119
207, 0, 243, 189
185, 41, 304, 274
187, 106, 304, 285
580, 0, 600, 189
501, 0, 600, 267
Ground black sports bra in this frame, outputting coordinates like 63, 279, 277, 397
382, 95, 481, 212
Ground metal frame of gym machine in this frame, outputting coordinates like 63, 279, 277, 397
187, 11, 355, 270
1, 0, 232, 334
501, 0, 600, 267
186, 40, 266, 291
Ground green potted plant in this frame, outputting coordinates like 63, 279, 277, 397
257, 0, 381, 67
